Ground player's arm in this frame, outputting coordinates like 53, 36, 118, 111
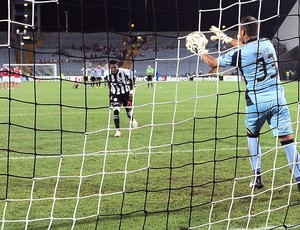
128, 86, 134, 102
104, 74, 111, 91
210, 26, 242, 47
186, 31, 218, 70
125, 71, 134, 102
130, 75, 136, 90
104, 73, 108, 82
202, 53, 218, 70
128, 75, 134, 98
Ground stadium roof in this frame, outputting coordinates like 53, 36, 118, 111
0, 0, 297, 38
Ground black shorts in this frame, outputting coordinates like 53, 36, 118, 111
110, 92, 131, 107
90, 76, 96, 82
83, 76, 88, 82
147, 75, 153, 82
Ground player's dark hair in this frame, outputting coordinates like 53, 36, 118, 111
109, 59, 119, 66
241, 16, 258, 37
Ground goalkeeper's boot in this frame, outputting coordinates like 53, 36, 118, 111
115, 130, 122, 137
251, 176, 264, 189
132, 118, 138, 128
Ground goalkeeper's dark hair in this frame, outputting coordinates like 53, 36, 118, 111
241, 16, 258, 37
109, 59, 119, 66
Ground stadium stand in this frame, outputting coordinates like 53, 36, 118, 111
0, 30, 252, 78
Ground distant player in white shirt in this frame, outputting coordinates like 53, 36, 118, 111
81, 64, 91, 84
105, 60, 138, 137
90, 67, 96, 87
102, 63, 108, 87
95, 64, 103, 88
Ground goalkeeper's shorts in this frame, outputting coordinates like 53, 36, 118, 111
245, 98, 293, 137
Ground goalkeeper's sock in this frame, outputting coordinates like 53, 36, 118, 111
248, 136, 262, 173
281, 139, 300, 179
254, 169, 261, 177
296, 177, 300, 192
251, 171, 264, 189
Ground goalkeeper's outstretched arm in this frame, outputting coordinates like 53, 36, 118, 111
201, 54, 218, 70
210, 25, 242, 47
185, 31, 220, 72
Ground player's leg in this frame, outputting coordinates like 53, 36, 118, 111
93, 77, 95, 87
97, 77, 100, 87
123, 94, 138, 128
247, 131, 264, 189
147, 76, 150, 88
125, 108, 138, 128
270, 102, 300, 191
3, 77, 9, 89
246, 103, 267, 189
103, 77, 107, 87
73, 81, 79, 89
279, 134, 300, 187
113, 107, 121, 137
88, 77, 91, 87
15, 78, 19, 89
111, 95, 122, 137
11, 77, 15, 89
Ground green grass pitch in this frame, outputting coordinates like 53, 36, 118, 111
0, 80, 299, 229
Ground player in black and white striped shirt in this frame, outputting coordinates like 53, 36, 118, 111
105, 60, 138, 137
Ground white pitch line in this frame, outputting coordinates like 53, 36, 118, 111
0, 146, 276, 161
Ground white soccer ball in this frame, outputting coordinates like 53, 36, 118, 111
186, 31, 208, 55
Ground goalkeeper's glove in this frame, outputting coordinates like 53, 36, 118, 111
210, 25, 233, 44
186, 44, 209, 58
186, 31, 209, 58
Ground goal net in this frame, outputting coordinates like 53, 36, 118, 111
0, 0, 299, 229
3, 64, 57, 81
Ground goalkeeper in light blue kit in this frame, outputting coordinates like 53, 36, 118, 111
187, 15, 300, 191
